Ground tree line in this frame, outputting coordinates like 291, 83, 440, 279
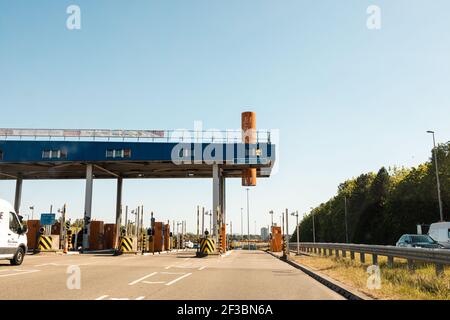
292, 142, 449, 245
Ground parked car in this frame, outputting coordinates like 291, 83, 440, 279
428, 222, 450, 249
396, 234, 444, 249
0, 199, 28, 265
184, 240, 194, 248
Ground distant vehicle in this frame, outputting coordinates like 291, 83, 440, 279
396, 234, 444, 249
0, 199, 28, 265
184, 241, 194, 248
428, 222, 450, 249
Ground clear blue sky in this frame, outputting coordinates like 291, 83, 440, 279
1, 0, 449, 234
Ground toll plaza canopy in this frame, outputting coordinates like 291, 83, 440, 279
0, 128, 276, 180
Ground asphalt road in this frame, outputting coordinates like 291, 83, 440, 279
0, 250, 343, 300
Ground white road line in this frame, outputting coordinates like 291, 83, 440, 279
0, 269, 40, 278
160, 272, 185, 275
143, 281, 165, 284
128, 272, 158, 285
198, 266, 206, 270
95, 295, 109, 300
165, 273, 192, 286
164, 265, 173, 269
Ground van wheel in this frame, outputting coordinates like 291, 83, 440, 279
10, 247, 25, 266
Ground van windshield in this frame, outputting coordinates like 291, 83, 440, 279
411, 235, 435, 244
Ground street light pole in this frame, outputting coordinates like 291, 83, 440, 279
427, 131, 444, 222
291, 211, 299, 255
246, 188, 250, 250
344, 196, 349, 243
240, 208, 243, 241
311, 207, 316, 243
269, 210, 274, 228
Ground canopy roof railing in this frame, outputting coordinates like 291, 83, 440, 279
0, 128, 272, 144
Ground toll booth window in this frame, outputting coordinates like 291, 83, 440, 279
42, 150, 67, 159
106, 149, 131, 159
9, 212, 21, 233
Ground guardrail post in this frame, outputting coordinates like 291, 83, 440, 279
328, 248, 333, 256
387, 256, 394, 268
350, 251, 355, 260
360, 252, 365, 264
407, 259, 415, 272
372, 254, 378, 265
335, 249, 339, 258
317, 247, 321, 255
313, 247, 317, 254
435, 264, 444, 276
342, 250, 346, 258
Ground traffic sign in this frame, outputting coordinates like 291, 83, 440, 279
40, 213, 56, 225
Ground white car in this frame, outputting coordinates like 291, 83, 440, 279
184, 240, 194, 248
428, 222, 450, 249
0, 199, 28, 265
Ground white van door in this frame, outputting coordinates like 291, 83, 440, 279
7, 212, 22, 254
0, 211, 15, 258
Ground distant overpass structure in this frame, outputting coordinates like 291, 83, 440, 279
0, 115, 276, 251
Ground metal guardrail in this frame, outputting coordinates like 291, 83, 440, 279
289, 242, 450, 275
0, 128, 272, 144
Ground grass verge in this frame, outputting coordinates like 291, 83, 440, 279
293, 252, 450, 300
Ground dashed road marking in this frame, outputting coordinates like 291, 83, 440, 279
165, 272, 192, 286
198, 266, 207, 270
128, 272, 158, 286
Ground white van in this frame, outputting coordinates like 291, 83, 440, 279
428, 221, 450, 249
0, 199, 28, 265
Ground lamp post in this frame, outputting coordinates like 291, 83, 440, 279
240, 208, 243, 241
310, 207, 316, 243
291, 211, 299, 255
246, 188, 250, 250
344, 196, 349, 243
427, 130, 444, 222
269, 210, 274, 228
29, 206, 35, 220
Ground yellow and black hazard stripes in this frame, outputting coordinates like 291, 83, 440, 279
38, 235, 53, 251
200, 238, 215, 254
120, 237, 135, 253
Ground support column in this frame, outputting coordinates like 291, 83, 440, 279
115, 177, 123, 249
14, 176, 23, 214
212, 164, 220, 239
83, 164, 93, 250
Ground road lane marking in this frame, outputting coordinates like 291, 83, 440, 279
165, 272, 192, 286
128, 272, 158, 285
164, 265, 173, 269
198, 266, 206, 270
0, 269, 40, 278
160, 272, 185, 275
143, 281, 165, 284
96, 295, 145, 300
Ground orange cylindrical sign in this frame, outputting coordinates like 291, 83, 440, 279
241, 112, 257, 186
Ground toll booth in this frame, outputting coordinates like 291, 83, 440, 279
220, 224, 227, 252
103, 223, 117, 249
270, 226, 282, 252
26, 220, 41, 251
164, 224, 170, 251
148, 222, 164, 252
89, 221, 105, 250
